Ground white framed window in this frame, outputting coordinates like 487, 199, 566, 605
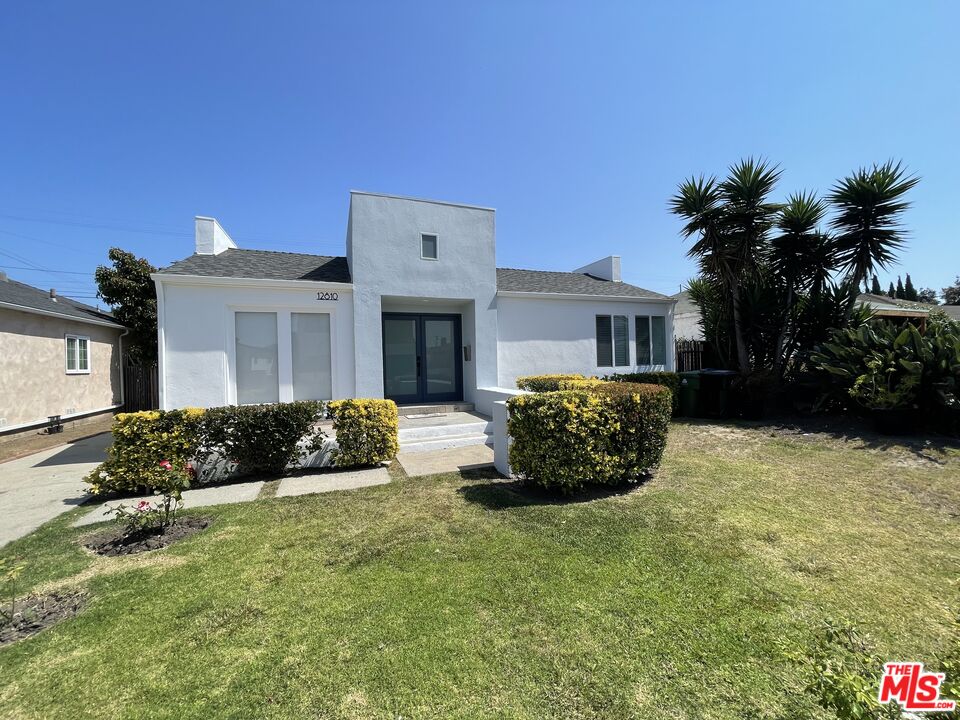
235, 312, 279, 404
420, 232, 439, 260
596, 315, 629, 367
65, 335, 90, 374
636, 316, 667, 366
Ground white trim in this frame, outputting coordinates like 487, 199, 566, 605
496, 290, 675, 304
150, 273, 353, 291
65, 334, 91, 374
420, 232, 440, 261
155, 278, 167, 409
0, 403, 121, 436
349, 190, 495, 212
0, 300, 123, 329
225, 304, 339, 405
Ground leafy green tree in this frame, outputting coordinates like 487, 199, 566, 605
870, 275, 882, 294
917, 287, 939, 304
943, 276, 960, 305
829, 160, 918, 305
895, 276, 905, 299
903, 273, 919, 301
95, 248, 158, 364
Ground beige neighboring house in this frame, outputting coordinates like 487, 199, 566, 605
0, 272, 125, 436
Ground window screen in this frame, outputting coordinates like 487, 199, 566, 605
235, 312, 279, 404
596, 315, 613, 366
291, 313, 332, 401
613, 315, 629, 366
636, 316, 651, 365
421, 233, 438, 259
651, 316, 666, 365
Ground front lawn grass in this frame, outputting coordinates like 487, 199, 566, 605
1, 420, 958, 719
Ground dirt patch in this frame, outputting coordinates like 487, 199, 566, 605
0, 592, 87, 646
83, 516, 212, 557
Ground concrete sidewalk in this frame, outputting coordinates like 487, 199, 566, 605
0, 433, 110, 547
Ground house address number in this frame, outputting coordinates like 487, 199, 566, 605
316, 291, 339, 301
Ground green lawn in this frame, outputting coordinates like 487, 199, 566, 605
1, 420, 958, 719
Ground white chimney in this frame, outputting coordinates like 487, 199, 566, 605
195, 216, 238, 255
574, 255, 621, 282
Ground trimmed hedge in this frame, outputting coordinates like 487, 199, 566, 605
328, 399, 399, 467
86, 408, 205, 496
607, 371, 681, 414
515, 374, 590, 392
201, 401, 326, 476
507, 382, 671, 493
86, 399, 400, 495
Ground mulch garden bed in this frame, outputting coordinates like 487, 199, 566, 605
0, 591, 87, 646
83, 516, 213, 557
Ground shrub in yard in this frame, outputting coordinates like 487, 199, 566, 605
200, 401, 327, 476
507, 382, 671, 493
86, 408, 205, 495
515, 374, 589, 392
607, 371, 681, 414
328, 398, 399, 467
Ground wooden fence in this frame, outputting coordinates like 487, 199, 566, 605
675, 339, 707, 373
122, 363, 159, 412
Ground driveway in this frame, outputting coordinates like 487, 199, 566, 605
0, 433, 110, 548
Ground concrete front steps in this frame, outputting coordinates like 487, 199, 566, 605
397, 410, 493, 454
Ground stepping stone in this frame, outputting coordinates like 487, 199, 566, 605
73, 480, 264, 527
276, 467, 390, 497
398, 444, 494, 477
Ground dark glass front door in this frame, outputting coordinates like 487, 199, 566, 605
382, 313, 462, 404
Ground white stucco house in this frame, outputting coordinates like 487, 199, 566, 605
154, 192, 675, 416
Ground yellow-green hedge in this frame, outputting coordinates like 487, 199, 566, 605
507, 383, 671, 493
86, 408, 205, 495
515, 374, 593, 392
328, 399, 399, 467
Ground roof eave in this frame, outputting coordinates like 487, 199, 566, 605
497, 290, 675, 303
152, 272, 353, 290
0, 300, 124, 328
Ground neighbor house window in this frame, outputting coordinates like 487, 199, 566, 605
235, 312, 279, 404
596, 315, 629, 367
291, 312, 332, 401
636, 316, 667, 366
421, 233, 438, 260
65, 335, 90, 374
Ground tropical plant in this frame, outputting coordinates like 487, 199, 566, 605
94, 248, 158, 364
829, 160, 919, 307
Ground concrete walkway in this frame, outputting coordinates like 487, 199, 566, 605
398, 444, 495, 477
0, 433, 110, 547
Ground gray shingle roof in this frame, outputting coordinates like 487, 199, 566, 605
496, 268, 670, 299
0, 277, 122, 327
161, 249, 352, 283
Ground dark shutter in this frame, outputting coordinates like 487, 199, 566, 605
652, 316, 666, 365
636, 316, 651, 364
614, 315, 629, 366
596, 315, 613, 366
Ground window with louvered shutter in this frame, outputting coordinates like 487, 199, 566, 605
652, 316, 666, 365
636, 316, 651, 364
596, 315, 613, 366
614, 315, 629, 366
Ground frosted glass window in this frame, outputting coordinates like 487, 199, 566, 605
291, 313, 332, 401
235, 312, 279, 404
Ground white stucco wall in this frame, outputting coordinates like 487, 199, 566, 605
347, 192, 498, 404
157, 278, 354, 409
674, 312, 704, 340
496, 295, 676, 386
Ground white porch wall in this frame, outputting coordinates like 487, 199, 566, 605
496, 295, 676, 387
158, 281, 355, 409
348, 193, 498, 404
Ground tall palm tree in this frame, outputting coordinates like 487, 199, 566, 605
829, 160, 918, 297
671, 158, 781, 375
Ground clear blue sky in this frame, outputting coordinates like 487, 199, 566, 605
1, 1, 957, 304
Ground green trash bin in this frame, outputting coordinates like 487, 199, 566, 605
678, 371, 701, 417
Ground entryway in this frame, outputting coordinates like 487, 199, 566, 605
382, 313, 463, 405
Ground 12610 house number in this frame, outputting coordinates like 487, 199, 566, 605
316, 291, 339, 301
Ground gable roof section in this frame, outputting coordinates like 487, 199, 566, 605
0, 278, 122, 328
160, 249, 352, 284
496, 268, 670, 300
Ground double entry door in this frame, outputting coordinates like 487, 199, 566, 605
382, 313, 463, 405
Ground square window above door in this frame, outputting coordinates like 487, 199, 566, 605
420, 233, 438, 260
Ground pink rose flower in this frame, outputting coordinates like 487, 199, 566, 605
159, 460, 173, 470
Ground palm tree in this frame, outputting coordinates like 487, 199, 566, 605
829, 160, 918, 301
671, 158, 782, 375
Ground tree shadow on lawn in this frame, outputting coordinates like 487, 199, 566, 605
457, 473, 651, 510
